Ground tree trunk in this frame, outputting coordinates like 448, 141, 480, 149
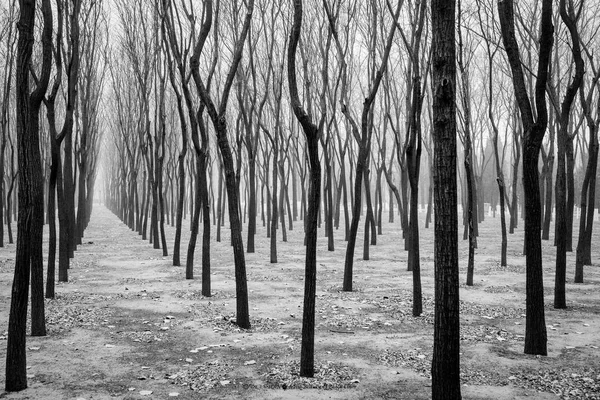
553, 0, 584, 307
270, 136, 278, 263
246, 150, 256, 253
288, 0, 321, 377
431, 0, 461, 397
7, 0, 50, 389
542, 143, 554, 240
498, 0, 553, 356
215, 117, 250, 329
575, 79, 600, 282
343, 146, 366, 291
186, 156, 202, 280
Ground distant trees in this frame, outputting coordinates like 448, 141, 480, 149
334, 0, 402, 292
6, 0, 600, 393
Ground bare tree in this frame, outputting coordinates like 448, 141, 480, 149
575, 38, 600, 282
476, 0, 508, 266
190, 0, 254, 329
326, 0, 402, 292
553, 0, 584, 309
288, 0, 323, 378
6, 0, 53, 390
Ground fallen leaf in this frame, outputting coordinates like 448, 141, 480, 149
244, 360, 256, 365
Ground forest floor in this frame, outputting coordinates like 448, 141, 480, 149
0, 205, 599, 399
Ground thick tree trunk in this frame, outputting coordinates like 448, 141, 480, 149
522, 146, 548, 353
498, 0, 553, 356
288, 0, 321, 377
7, 0, 48, 389
431, 0, 461, 397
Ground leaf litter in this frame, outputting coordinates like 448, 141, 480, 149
263, 360, 360, 390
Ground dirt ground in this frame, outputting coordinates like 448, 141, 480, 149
0, 204, 599, 399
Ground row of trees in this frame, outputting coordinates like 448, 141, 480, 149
3, 0, 105, 391
4, 0, 600, 397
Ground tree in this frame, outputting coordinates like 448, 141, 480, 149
387, 0, 427, 315
498, 0, 553, 355
0, 0, 17, 250
6, 0, 53, 390
430, 0, 461, 397
190, 0, 253, 329
457, 1, 477, 286
476, 0, 508, 267
575, 42, 600, 283
288, 0, 323, 378
327, 0, 402, 292
553, 0, 584, 309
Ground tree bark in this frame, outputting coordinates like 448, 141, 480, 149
553, 0, 584, 308
288, 0, 322, 377
498, 0, 553, 356
431, 0, 461, 397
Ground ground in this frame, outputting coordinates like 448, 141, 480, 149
0, 205, 599, 399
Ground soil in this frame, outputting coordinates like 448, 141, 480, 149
0, 205, 599, 399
